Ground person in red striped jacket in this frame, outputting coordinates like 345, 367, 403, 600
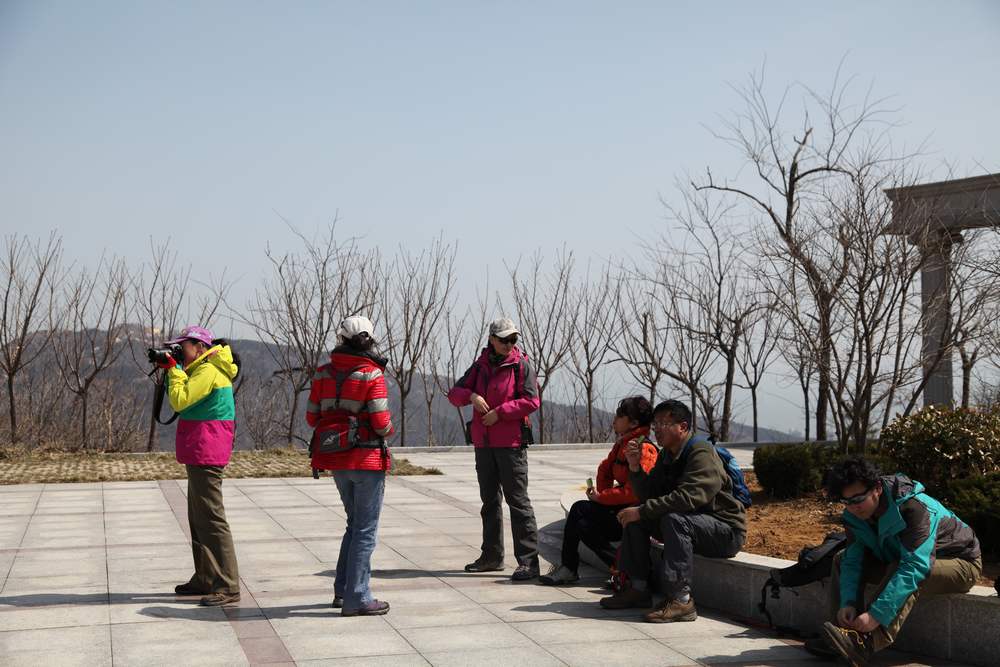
307, 315, 394, 616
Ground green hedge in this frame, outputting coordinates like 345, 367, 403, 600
942, 472, 1000, 557
753, 442, 840, 499
879, 406, 1000, 497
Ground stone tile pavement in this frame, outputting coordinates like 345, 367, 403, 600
0, 448, 970, 666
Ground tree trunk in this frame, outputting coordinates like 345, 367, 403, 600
286, 390, 300, 446
585, 383, 594, 443
801, 377, 810, 442
398, 393, 407, 446
961, 362, 973, 409
81, 393, 89, 450
751, 386, 759, 443
7, 375, 17, 444
145, 399, 158, 452
689, 388, 697, 434
425, 398, 434, 446
537, 386, 546, 445
815, 299, 832, 441
721, 352, 737, 442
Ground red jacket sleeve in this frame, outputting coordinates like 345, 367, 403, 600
365, 371, 394, 438
306, 374, 322, 427
448, 361, 478, 407
595, 445, 616, 492
593, 441, 658, 506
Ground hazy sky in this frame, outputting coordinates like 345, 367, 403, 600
3, 2, 999, 434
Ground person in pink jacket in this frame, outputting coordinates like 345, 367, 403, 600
448, 317, 541, 580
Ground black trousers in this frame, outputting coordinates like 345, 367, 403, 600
474, 446, 539, 566
619, 512, 744, 597
562, 499, 626, 572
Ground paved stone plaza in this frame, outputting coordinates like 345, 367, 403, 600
0, 448, 969, 666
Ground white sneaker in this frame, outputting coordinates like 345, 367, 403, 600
538, 564, 579, 585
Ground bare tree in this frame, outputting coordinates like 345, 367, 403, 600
434, 307, 473, 443
609, 277, 668, 404
735, 303, 783, 441
238, 375, 287, 450
90, 377, 146, 452
418, 337, 442, 445
128, 239, 191, 452
566, 262, 617, 442
949, 230, 1000, 408
53, 256, 130, 448
507, 248, 575, 443
658, 282, 719, 438
650, 188, 762, 441
377, 236, 457, 446
695, 64, 903, 440
0, 233, 62, 443
243, 223, 377, 446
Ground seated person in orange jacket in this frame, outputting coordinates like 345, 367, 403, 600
539, 396, 659, 585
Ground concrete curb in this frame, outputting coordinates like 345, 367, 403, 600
559, 489, 999, 667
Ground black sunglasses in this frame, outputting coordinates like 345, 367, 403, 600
495, 335, 518, 345
840, 487, 875, 506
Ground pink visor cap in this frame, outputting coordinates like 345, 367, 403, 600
164, 325, 214, 346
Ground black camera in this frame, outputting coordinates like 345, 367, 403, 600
147, 344, 182, 365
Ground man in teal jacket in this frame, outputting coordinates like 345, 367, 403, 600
813, 457, 981, 665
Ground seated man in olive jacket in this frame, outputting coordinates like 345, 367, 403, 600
600, 399, 747, 623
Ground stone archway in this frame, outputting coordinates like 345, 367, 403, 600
884, 173, 1000, 407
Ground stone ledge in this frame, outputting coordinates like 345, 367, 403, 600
560, 488, 999, 667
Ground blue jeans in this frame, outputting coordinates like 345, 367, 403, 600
333, 470, 386, 611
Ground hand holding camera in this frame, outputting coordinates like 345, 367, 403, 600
147, 344, 182, 369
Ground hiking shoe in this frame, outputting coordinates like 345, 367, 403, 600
538, 564, 579, 586
174, 581, 208, 595
511, 563, 540, 581
822, 621, 874, 667
599, 587, 653, 609
332, 596, 343, 608
342, 599, 390, 617
199, 592, 241, 607
644, 596, 697, 623
464, 557, 504, 573
803, 636, 840, 660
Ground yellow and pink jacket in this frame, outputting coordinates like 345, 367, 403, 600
166, 344, 238, 466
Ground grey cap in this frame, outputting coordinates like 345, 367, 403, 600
337, 315, 374, 340
489, 317, 519, 338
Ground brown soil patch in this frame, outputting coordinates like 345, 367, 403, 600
743, 472, 998, 587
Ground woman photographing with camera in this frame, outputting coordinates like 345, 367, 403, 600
153, 325, 241, 607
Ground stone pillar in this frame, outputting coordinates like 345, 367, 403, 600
917, 230, 961, 407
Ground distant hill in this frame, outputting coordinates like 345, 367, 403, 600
13, 331, 801, 451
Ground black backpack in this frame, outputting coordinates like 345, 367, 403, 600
758, 531, 848, 630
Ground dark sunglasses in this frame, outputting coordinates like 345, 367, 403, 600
840, 487, 875, 506
495, 335, 518, 345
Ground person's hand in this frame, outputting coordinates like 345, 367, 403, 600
836, 606, 857, 628
481, 409, 499, 426
617, 506, 641, 527
470, 393, 490, 414
624, 439, 642, 470
156, 357, 177, 370
852, 612, 879, 633
585, 486, 598, 500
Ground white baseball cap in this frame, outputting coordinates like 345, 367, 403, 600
338, 315, 374, 340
